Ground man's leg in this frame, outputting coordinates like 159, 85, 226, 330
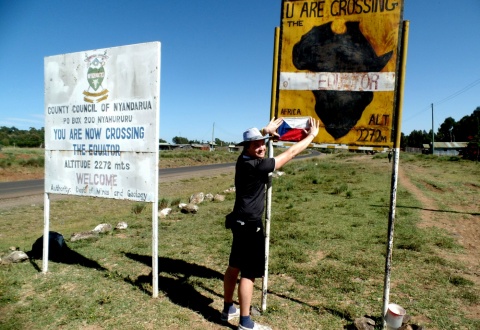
224, 265, 240, 302
238, 277, 254, 316
222, 266, 241, 321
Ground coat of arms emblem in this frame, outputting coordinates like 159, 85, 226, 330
83, 51, 109, 103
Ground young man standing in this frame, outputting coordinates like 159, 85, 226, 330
222, 117, 320, 330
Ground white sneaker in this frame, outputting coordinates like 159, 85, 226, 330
221, 307, 240, 321
238, 322, 272, 330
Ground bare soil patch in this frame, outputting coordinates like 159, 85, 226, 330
398, 165, 479, 320
0, 167, 44, 182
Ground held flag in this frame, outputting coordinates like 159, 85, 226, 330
278, 117, 310, 142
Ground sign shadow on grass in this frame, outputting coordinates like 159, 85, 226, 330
269, 289, 357, 325
125, 252, 360, 327
27, 231, 107, 272
371, 204, 480, 216
124, 252, 235, 329
27, 245, 107, 272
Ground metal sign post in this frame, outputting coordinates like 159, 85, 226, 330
262, 27, 280, 311
42, 192, 50, 273
382, 20, 409, 329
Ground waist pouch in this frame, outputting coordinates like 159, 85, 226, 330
225, 212, 236, 229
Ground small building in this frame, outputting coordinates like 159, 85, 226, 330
228, 144, 241, 153
159, 143, 174, 150
159, 143, 191, 150
422, 142, 468, 156
208, 142, 217, 152
191, 143, 210, 151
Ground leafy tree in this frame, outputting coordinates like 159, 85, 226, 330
159, 138, 167, 143
400, 132, 407, 149
0, 126, 45, 147
437, 117, 456, 142
215, 138, 229, 146
406, 129, 430, 148
172, 136, 189, 144
453, 107, 480, 141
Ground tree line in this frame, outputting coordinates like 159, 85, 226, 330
1, 107, 478, 149
169, 136, 235, 146
402, 107, 480, 148
0, 127, 45, 148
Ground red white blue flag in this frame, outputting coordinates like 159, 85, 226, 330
278, 117, 310, 142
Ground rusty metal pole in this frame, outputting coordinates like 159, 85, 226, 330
262, 27, 280, 312
382, 20, 409, 329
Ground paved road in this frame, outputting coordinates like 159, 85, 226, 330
0, 151, 320, 201
0, 163, 236, 200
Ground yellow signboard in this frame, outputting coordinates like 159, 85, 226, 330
275, 0, 404, 147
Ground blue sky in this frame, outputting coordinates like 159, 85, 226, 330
1, 1, 479, 144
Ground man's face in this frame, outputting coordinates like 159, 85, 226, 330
245, 139, 266, 159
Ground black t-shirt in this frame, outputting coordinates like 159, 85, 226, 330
233, 154, 275, 220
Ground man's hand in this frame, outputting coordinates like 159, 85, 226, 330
305, 117, 320, 138
263, 117, 284, 138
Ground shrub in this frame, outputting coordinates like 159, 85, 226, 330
131, 203, 146, 215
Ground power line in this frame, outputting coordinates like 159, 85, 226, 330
434, 78, 480, 107
404, 77, 480, 122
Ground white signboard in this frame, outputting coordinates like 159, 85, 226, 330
44, 42, 160, 202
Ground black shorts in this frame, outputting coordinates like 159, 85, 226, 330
228, 219, 265, 279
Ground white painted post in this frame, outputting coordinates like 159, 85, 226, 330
42, 192, 50, 273
262, 27, 280, 311
262, 139, 274, 311
382, 20, 409, 328
152, 198, 159, 298
382, 147, 400, 325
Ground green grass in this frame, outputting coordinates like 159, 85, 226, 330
0, 152, 479, 329
0, 147, 44, 168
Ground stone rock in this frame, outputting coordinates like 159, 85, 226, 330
92, 223, 113, 233
178, 203, 187, 209
70, 231, 99, 242
272, 171, 285, 178
213, 194, 225, 202
224, 187, 236, 194
115, 222, 128, 230
250, 306, 261, 317
159, 208, 172, 218
204, 193, 214, 202
353, 316, 375, 330
401, 314, 411, 324
2, 250, 29, 263
181, 203, 198, 214
398, 325, 414, 330
189, 192, 204, 204
9, 246, 18, 251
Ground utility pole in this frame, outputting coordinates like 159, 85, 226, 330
431, 103, 435, 155
210, 122, 215, 152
